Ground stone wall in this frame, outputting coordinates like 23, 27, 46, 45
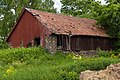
80, 63, 120, 80
45, 35, 57, 53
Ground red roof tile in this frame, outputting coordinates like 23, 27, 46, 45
26, 8, 109, 37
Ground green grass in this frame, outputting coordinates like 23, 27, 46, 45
0, 47, 120, 80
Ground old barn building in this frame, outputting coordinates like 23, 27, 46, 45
6, 8, 114, 52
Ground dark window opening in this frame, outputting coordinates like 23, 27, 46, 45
57, 35, 63, 47
34, 37, 40, 47
57, 35, 71, 50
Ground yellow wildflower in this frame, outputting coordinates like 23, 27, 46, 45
6, 66, 16, 76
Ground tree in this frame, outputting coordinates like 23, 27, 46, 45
97, 1, 120, 48
0, 0, 56, 48
61, 0, 102, 19
105, 0, 120, 4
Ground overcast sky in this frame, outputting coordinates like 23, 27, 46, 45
53, 0, 106, 12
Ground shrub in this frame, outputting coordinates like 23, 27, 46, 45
0, 48, 120, 80
96, 49, 120, 58
0, 46, 48, 64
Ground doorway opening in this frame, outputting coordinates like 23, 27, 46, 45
34, 37, 40, 47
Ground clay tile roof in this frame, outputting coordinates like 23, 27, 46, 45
26, 8, 109, 37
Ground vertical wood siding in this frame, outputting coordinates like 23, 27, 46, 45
70, 36, 114, 51
57, 35, 114, 51
7, 10, 51, 47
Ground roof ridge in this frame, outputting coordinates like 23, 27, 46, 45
25, 8, 94, 21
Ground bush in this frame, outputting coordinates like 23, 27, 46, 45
0, 46, 48, 64
96, 49, 120, 58
0, 48, 120, 80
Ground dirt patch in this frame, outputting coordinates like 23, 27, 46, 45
80, 63, 120, 80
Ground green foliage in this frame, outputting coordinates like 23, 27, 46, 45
105, 0, 120, 4
97, 3, 120, 37
97, 49, 120, 58
0, 47, 120, 80
0, 41, 9, 49
95, 1, 120, 48
0, 47, 48, 64
61, 0, 102, 19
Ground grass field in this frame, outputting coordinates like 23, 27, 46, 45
0, 47, 120, 80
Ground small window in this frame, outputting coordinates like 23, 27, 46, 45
34, 37, 40, 47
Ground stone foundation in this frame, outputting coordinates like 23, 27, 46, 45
45, 35, 57, 53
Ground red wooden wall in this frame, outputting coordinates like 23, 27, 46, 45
7, 10, 50, 47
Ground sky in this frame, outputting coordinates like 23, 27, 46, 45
53, 0, 62, 12
53, 0, 107, 12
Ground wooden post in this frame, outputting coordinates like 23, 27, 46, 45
68, 31, 72, 51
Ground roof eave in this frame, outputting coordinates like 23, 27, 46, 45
52, 32, 110, 38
